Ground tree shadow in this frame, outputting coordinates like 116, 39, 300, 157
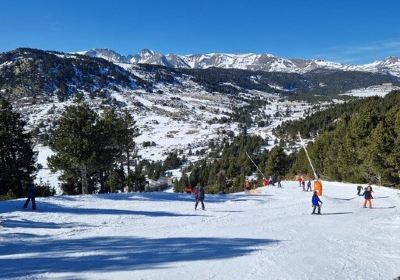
0, 232, 45, 239
213, 210, 244, 213
243, 194, 273, 197
230, 198, 270, 202
326, 196, 357, 201
0, 236, 279, 278
371, 206, 396, 209
28, 202, 207, 218
2, 218, 91, 229
92, 192, 241, 204
322, 212, 353, 215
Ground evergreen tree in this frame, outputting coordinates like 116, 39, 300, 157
116, 109, 138, 175
49, 102, 98, 194
0, 100, 36, 197
264, 146, 288, 177
49, 103, 139, 194
106, 169, 125, 192
216, 170, 227, 193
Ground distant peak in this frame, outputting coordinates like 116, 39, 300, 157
139, 49, 156, 55
383, 56, 399, 61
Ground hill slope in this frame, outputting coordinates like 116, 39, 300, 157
1, 181, 399, 280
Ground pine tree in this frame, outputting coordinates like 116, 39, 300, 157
0, 100, 36, 197
49, 102, 98, 194
216, 170, 227, 193
265, 146, 287, 177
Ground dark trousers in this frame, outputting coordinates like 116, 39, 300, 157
312, 205, 321, 214
277, 182, 282, 188
24, 197, 36, 210
195, 199, 205, 210
307, 186, 312, 191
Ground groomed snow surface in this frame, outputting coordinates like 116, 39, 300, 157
1, 181, 399, 280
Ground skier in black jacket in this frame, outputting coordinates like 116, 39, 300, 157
23, 180, 36, 210
194, 185, 205, 210
362, 185, 374, 208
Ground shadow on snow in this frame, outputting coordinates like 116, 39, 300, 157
322, 212, 353, 215
0, 236, 279, 278
1, 218, 90, 229
93, 192, 241, 203
35, 202, 208, 217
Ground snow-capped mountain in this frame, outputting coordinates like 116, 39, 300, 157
2, 48, 399, 102
359, 56, 400, 77
84, 48, 127, 64
182, 53, 297, 72
83, 48, 400, 77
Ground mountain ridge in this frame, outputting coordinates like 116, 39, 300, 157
82, 48, 400, 77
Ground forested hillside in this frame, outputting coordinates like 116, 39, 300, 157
0, 48, 142, 101
174, 135, 293, 193
176, 91, 400, 193
286, 91, 400, 187
176, 67, 400, 98
273, 97, 382, 139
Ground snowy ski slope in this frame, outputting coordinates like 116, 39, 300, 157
1, 181, 399, 280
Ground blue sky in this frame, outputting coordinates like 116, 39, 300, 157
1, 0, 399, 64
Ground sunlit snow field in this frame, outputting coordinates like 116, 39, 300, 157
1, 181, 399, 280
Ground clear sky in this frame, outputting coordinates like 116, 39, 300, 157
1, 0, 399, 64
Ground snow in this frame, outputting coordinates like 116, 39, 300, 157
83, 48, 400, 76
1, 181, 399, 280
34, 145, 62, 194
341, 84, 400, 98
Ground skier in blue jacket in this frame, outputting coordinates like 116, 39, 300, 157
311, 191, 322, 215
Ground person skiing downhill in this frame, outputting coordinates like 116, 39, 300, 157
23, 180, 36, 210
311, 191, 322, 215
194, 184, 205, 210
362, 185, 374, 208
306, 180, 312, 192
302, 180, 306, 191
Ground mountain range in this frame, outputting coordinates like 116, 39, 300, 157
82, 48, 400, 77
1, 48, 399, 102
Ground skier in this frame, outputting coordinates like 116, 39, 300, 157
306, 180, 312, 192
269, 176, 275, 186
302, 179, 306, 191
23, 180, 36, 210
194, 184, 205, 210
357, 185, 363, 196
311, 191, 323, 215
185, 185, 193, 194
262, 177, 269, 187
277, 176, 282, 188
251, 178, 257, 189
244, 180, 251, 191
297, 176, 302, 187
362, 185, 374, 208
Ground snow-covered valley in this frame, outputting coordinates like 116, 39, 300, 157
1, 181, 399, 280
23, 80, 318, 190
